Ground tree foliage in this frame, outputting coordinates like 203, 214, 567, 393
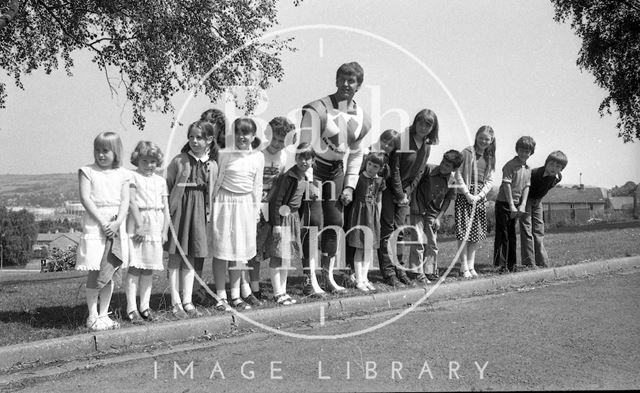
551, 0, 640, 142
0, 0, 295, 129
610, 181, 638, 196
42, 244, 77, 272
37, 217, 81, 233
0, 206, 38, 266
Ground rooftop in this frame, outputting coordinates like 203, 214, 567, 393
542, 186, 608, 204
36, 231, 81, 243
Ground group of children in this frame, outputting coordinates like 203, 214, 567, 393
75, 106, 567, 331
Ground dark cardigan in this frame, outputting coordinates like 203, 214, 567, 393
268, 167, 305, 226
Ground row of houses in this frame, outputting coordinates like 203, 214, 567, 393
438, 183, 638, 226
34, 229, 81, 255
543, 185, 640, 223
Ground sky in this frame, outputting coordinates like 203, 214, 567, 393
1, 0, 639, 188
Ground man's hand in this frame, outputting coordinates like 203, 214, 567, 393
432, 218, 441, 231
307, 182, 319, 201
340, 187, 353, 206
398, 193, 410, 206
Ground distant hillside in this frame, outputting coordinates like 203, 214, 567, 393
0, 173, 78, 207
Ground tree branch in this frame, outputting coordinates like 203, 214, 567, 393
0, 0, 21, 29
36, 0, 104, 55
620, 0, 640, 13
87, 36, 138, 47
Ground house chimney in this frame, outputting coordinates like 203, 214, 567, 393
577, 172, 584, 190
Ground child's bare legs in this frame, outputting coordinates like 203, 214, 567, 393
212, 258, 228, 303
323, 254, 345, 292
229, 261, 251, 310
125, 268, 140, 315
180, 258, 195, 308
85, 271, 118, 329
270, 264, 282, 297
168, 254, 182, 307
279, 265, 290, 297
302, 253, 325, 295
191, 257, 205, 294
247, 257, 261, 295
98, 280, 114, 317
168, 267, 181, 306
191, 257, 217, 307
240, 268, 253, 300
353, 249, 368, 292
138, 270, 153, 312
457, 240, 472, 278
98, 279, 119, 329
168, 254, 188, 318
85, 271, 100, 322
271, 257, 297, 305
466, 242, 479, 277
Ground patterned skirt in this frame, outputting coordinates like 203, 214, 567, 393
454, 184, 487, 243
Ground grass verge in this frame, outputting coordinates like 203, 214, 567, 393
1, 223, 639, 347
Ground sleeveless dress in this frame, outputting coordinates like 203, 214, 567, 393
76, 164, 131, 271
128, 171, 167, 270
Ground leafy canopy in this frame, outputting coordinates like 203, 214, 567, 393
0, 0, 295, 129
551, 0, 640, 142
0, 206, 38, 267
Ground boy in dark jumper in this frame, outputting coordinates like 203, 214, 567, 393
519, 151, 567, 268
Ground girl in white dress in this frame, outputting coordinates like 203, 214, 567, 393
211, 118, 264, 311
76, 132, 131, 331
125, 141, 170, 322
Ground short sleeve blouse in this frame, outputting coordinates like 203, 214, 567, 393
130, 171, 168, 209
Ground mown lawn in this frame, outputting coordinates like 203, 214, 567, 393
1, 223, 639, 347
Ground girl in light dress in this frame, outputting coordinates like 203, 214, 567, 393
454, 125, 496, 278
125, 141, 170, 322
211, 118, 264, 311
76, 132, 131, 331
165, 120, 218, 318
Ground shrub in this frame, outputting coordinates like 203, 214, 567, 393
43, 246, 77, 272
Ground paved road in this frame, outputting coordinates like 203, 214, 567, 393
8, 271, 640, 392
